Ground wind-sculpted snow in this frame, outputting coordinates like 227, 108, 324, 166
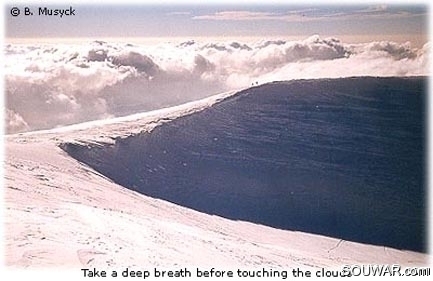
5, 36, 428, 134
62, 77, 426, 253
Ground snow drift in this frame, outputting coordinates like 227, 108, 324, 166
61, 77, 427, 253
4, 78, 429, 268
5, 36, 429, 134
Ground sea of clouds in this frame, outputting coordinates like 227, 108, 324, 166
4, 35, 429, 134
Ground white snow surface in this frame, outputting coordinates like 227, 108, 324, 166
4, 91, 429, 271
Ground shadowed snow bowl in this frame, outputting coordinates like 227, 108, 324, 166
62, 77, 426, 252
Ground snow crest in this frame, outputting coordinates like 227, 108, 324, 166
5, 36, 429, 134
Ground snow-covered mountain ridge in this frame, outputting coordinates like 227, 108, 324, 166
4, 81, 429, 268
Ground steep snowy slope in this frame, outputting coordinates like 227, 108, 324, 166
4, 85, 428, 269
62, 77, 427, 252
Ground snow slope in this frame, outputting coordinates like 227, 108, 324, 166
3, 89, 428, 271
61, 77, 426, 252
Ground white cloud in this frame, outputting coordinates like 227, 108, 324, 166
193, 11, 279, 21
5, 109, 29, 133
192, 7, 423, 23
166, 11, 192, 16
4, 36, 429, 134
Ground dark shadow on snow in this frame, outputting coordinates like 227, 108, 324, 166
61, 77, 427, 252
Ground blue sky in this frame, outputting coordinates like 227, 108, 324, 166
5, 3, 427, 46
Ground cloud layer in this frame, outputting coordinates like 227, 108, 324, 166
192, 6, 425, 22
4, 35, 429, 134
